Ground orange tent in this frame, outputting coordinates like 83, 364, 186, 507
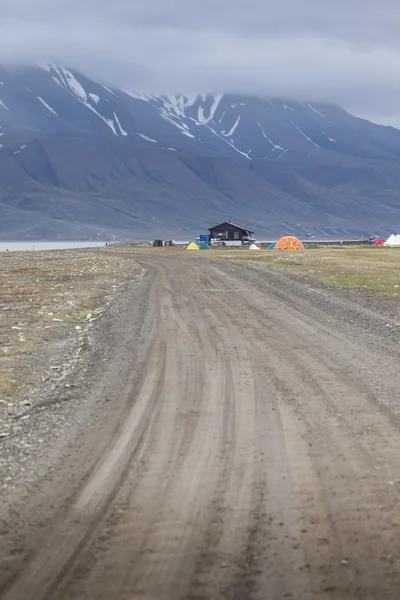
275, 236, 304, 250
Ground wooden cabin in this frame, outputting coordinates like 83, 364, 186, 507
208, 221, 255, 245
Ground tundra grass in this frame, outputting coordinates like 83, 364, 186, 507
208, 247, 400, 296
0, 249, 135, 402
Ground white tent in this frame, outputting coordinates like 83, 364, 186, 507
384, 234, 396, 246
392, 235, 400, 246
384, 234, 400, 246
249, 243, 261, 250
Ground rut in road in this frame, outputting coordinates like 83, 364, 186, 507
3, 256, 400, 599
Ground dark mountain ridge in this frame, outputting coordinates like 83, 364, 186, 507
1, 64, 400, 239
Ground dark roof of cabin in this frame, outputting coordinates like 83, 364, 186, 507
208, 221, 254, 233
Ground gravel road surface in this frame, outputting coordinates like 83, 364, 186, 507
2, 254, 400, 599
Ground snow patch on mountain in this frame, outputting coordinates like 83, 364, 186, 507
181, 129, 195, 138
37, 96, 58, 115
103, 86, 117, 96
135, 93, 303, 160
223, 116, 240, 137
275, 149, 290, 160
207, 126, 251, 159
13, 145, 26, 155
51, 65, 87, 102
114, 113, 128, 136
257, 122, 287, 158
138, 133, 157, 143
162, 94, 198, 117
124, 91, 152, 101
290, 120, 320, 148
156, 99, 197, 138
83, 103, 119, 135
197, 95, 223, 125
306, 103, 333, 124
121, 93, 257, 155
45, 64, 127, 136
0, 67, 355, 160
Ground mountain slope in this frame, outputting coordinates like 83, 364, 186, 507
1, 64, 400, 239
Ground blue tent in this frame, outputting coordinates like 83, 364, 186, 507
268, 243, 276, 250
198, 241, 211, 249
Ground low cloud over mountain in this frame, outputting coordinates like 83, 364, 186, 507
1, 1, 400, 125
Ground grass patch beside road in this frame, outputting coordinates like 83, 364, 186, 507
0, 249, 138, 402
209, 247, 400, 295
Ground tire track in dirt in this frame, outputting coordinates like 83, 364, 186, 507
204, 261, 400, 598
2, 316, 169, 600
4, 256, 400, 599
78, 263, 256, 600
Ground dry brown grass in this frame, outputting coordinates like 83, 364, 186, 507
205, 246, 400, 295
102, 244, 400, 296
0, 373, 18, 397
0, 249, 136, 400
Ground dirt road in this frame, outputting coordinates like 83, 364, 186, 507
2, 254, 400, 599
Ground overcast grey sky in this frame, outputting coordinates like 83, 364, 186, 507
1, 0, 400, 125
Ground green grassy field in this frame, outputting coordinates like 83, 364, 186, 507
209, 246, 400, 296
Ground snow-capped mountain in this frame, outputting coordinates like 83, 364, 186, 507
1, 63, 400, 240
2, 64, 400, 161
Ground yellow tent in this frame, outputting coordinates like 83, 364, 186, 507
187, 241, 200, 250
275, 236, 304, 251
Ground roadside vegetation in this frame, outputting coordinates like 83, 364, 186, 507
208, 246, 400, 295
110, 244, 400, 297
0, 249, 137, 402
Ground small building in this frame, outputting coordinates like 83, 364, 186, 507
208, 221, 255, 246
